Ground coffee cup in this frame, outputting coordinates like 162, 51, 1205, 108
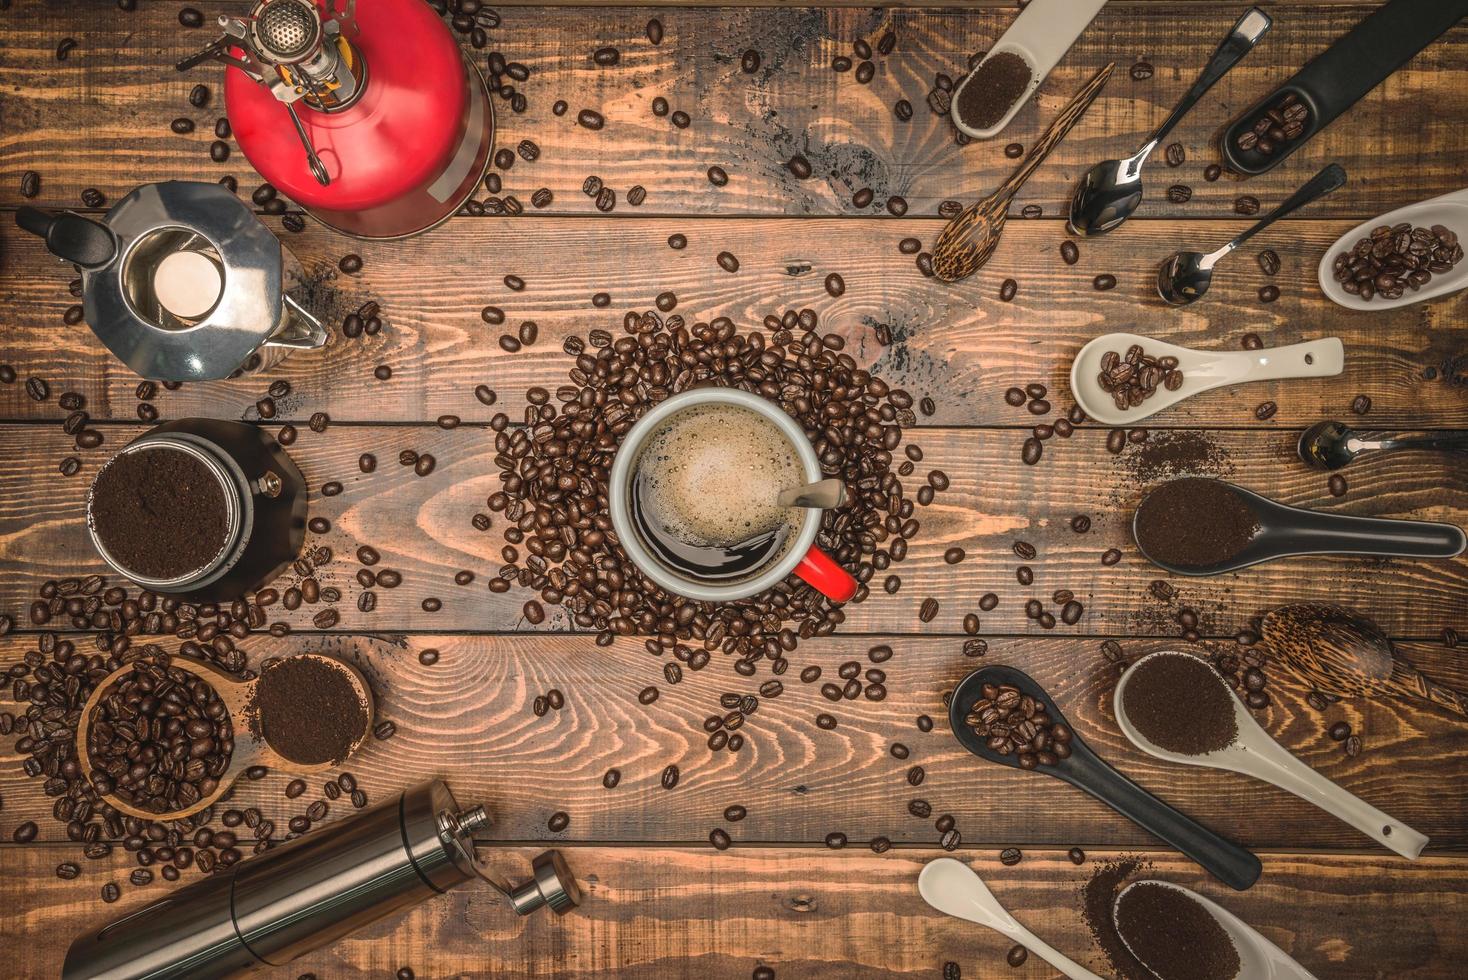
609, 388, 859, 602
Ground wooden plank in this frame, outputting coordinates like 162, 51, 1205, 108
5, 632, 1466, 846
4, 5, 1467, 218
0, 843, 1464, 978
0, 423, 1463, 636
2, 217, 1464, 427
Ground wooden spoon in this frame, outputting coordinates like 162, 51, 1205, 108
77, 653, 374, 821
1259, 604, 1468, 717
932, 62, 1113, 283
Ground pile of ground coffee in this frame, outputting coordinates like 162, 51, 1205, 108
1122, 653, 1239, 755
1082, 855, 1153, 980
1114, 881, 1241, 980
248, 655, 367, 766
1134, 478, 1260, 570
955, 52, 1032, 130
89, 446, 230, 581
479, 307, 928, 672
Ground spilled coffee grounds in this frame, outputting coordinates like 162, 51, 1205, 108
1122, 653, 1238, 755
248, 655, 367, 766
1114, 881, 1240, 980
1134, 478, 1259, 569
955, 52, 1032, 130
1082, 855, 1153, 980
89, 446, 230, 581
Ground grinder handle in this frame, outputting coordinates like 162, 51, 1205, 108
16, 207, 117, 270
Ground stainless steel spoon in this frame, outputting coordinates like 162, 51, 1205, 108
1068, 7, 1272, 237
1157, 164, 1346, 305
776, 478, 847, 509
1298, 420, 1468, 471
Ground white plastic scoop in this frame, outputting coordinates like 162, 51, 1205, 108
1318, 187, 1468, 311
918, 858, 1103, 980
1114, 651, 1428, 860
1070, 332, 1344, 426
1114, 880, 1317, 980
950, 0, 1108, 139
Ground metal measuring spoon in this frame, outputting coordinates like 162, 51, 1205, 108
1132, 478, 1467, 576
1298, 419, 1468, 471
1157, 164, 1347, 305
919, 858, 1104, 980
1114, 651, 1428, 860
949, 664, 1261, 889
1070, 333, 1342, 426
1114, 880, 1319, 979
776, 478, 846, 509
1068, 7, 1272, 237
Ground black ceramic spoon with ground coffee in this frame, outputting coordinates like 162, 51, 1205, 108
948, 664, 1262, 890
77, 653, 373, 821
1133, 477, 1466, 577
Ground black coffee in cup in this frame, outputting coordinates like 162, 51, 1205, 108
630, 403, 805, 581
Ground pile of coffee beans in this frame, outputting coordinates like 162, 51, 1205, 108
85, 657, 233, 814
1096, 344, 1183, 411
477, 306, 929, 669
1235, 91, 1310, 158
3, 577, 370, 897
960, 682, 1072, 769
1331, 222, 1463, 302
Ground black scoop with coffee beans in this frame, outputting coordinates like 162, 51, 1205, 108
949, 664, 1262, 890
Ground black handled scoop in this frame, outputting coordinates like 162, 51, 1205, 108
1133, 477, 1466, 577
948, 664, 1261, 891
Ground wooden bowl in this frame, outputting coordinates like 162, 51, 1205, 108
76, 653, 374, 822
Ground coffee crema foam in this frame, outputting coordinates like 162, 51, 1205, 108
636, 404, 804, 548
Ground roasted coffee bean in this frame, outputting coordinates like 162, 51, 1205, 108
1164, 142, 1186, 167
1258, 249, 1281, 276
1060, 240, 1079, 265
707, 166, 729, 187
1092, 273, 1117, 291
1234, 195, 1261, 216
646, 18, 664, 44
1130, 60, 1154, 80
660, 764, 680, 790
999, 847, 1022, 866
741, 49, 762, 73
1258, 284, 1280, 303
1166, 184, 1192, 204
577, 109, 605, 130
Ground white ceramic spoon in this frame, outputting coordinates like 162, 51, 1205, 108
950, 0, 1108, 140
918, 858, 1103, 980
1114, 651, 1428, 860
1070, 332, 1344, 426
1318, 187, 1468, 311
1114, 880, 1317, 980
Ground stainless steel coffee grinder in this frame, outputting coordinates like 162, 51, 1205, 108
87, 418, 307, 600
16, 180, 328, 381
63, 780, 579, 979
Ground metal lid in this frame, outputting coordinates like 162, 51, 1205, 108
84, 181, 286, 382
253, 0, 321, 63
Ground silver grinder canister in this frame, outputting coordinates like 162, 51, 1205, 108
62, 780, 580, 979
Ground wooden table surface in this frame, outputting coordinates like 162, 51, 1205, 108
2, 1, 1467, 977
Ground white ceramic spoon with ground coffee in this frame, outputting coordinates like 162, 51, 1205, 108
1114, 651, 1428, 860
1114, 880, 1317, 980
1070, 333, 1343, 426
919, 858, 1104, 980
949, 0, 1109, 139
77, 653, 373, 821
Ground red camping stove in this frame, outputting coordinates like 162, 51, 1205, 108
180, 0, 493, 238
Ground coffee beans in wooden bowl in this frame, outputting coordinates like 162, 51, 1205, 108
84, 656, 233, 815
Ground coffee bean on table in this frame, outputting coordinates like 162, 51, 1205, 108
1234, 196, 1260, 216
707, 166, 729, 186
1258, 249, 1281, 276
1093, 274, 1116, 291
1060, 241, 1079, 265
1130, 61, 1154, 80
661, 764, 680, 789
741, 49, 761, 73
577, 109, 605, 130
1258, 284, 1280, 303
1167, 184, 1192, 204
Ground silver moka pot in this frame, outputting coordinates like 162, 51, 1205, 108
63, 780, 579, 979
16, 180, 328, 381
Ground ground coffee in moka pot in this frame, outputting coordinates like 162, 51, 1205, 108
87, 419, 307, 600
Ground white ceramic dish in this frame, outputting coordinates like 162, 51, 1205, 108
1317, 186, 1468, 311
950, 0, 1108, 140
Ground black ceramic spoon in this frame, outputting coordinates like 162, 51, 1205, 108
948, 664, 1262, 891
1133, 478, 1467, 577
1220, 0, 1468, 175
